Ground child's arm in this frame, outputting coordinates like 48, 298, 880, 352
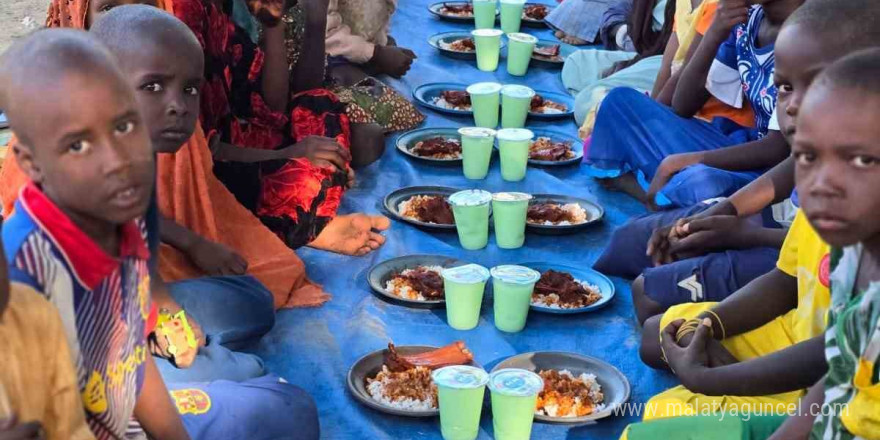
697, 268, 798, 337
768, 378, 824, 440
651, 34, 680, 99
133, 356, 190, 440
663, 320, 827, 396
671, 0, 748, 117
211, 136, 350, 170
159, 214, 247, 276
290, 0, 331, 94
656, 32, 704, 106
261, 22, 291, 113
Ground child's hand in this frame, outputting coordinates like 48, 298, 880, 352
708, 0, 750, 42
677, 329, 739, 368
284, 136, 352, 171
245, 0, 285, 27
188, 239, 248, 277
346, 167, 356, 188
370, 45, 417, 79
644, 153, 701, 210
660, 319, 713, 391
668, 215, 756, 259
646, 217, 692, 266
0, 416, 44, 440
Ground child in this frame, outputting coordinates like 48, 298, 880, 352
596, 0, 880, 322
0, 227, 93, 439
1, 29, 318, 439
768, 47, 880, 440
586, 0, 802, 208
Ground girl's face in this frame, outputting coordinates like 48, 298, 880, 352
87, 0, 159, 27
794, 83, 880, 248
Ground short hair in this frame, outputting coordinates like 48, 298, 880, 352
784, 0, 880, 53
814, 48, 880, 96
90, 4, 201, 59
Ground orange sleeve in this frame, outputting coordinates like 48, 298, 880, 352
695, 2, 718, 36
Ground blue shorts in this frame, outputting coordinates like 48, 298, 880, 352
594, 204, 780, 306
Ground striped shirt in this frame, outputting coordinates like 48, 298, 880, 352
3, 184, 153, 440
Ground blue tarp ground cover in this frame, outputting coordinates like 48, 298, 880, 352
251, 1, 679, 437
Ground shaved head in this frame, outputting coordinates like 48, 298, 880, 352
91, 4, 202, 67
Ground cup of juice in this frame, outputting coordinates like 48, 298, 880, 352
473, 0, 497, 29
471, 29, 505, 72
466, 82, 502, 128
449, 189, 493, 250
458, 127, 497, 180
488, 368, 543, 440
495, 128, 534, 182
433, 365, 490, 440
490, 265, 540, 332
500, 85, 535, 129
499, 0, 526, 34
491, 192, 532, 249
505, 33, 537, 76
442, 264, 491, 330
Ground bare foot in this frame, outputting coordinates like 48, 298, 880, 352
554, 30, 565, 39
559, 32, 588, 46
308, 214, 390, 256
596, 173, 648, 203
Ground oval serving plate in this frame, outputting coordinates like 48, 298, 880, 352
491, 351, 630, 424
428, 1, 498, 22
517, 262, 614, 314
525, 128, 583, 166
530, 40, 577, 68
429, 31, 507, 60
396, 127, 463, 164
526, 194, 604, 235
413, 82, 472, 117
368, 254, 470, 308
521, 2, 553, 27
348, 345, 481, 417
383, 185, 460, 230
529, 89, 575, 120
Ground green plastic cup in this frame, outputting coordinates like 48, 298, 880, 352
488, 369, 543, 440
499, 0, 526, 34
473, 0, 497, 29
491, 193, 532, 249
500, 85, 535, 129
433, 366, 490, 440
496, 128, 534, 182
466, 82, 502, 128
471, 29, 504, 72
441, 264, 491, 330
505, 33, 537, 76
449, 189, 493, 250
490, 265, 540, 332
458, 127, 496, 180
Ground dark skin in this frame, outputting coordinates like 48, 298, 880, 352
8, 62, 188, 440
87, 0, 158, 27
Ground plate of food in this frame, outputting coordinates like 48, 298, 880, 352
368, 255, 470, 308
518, 263, 614, 313
396, 128, 463, 163
413, 83, 472, 117
384, 186, 460, 230
530, 40, 576, 68
348, 342, 478, 417
527, 129, 582, 166
526, 194, 603, 234
521, 3, 552, 26
528, 90, 575, 120
492, 351, 630, 424
429, 32, 507, 60
428, 1, 497, 22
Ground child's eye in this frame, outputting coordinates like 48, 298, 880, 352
851, 155, 878, 169
141, 82, 164, 93
184, 86, 199, 96
115, 121, 136, 135
778, 84, 793, 94
69, 140, 92, 154
792, 151, 815, 166
99, 4, 114, 12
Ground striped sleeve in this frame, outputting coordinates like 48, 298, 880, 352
706, 28, 743, 108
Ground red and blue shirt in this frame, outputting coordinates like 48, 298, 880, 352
3, 184, 153, 440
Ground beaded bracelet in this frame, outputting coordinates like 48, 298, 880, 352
705, 310, 727, 340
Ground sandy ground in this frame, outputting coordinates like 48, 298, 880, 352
1, 0, 46, 52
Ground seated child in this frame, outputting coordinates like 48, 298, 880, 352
768, 47, 880, 440
586, 0, 803, 208
595, 0, 880, 322
548, 0, 665, 47
172, 0, 390, 255
0, 29, 318, 439
0, 227, 93, 440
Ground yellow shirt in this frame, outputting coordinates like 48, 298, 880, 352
0, 283, 93, 440
776, 210, 831, 343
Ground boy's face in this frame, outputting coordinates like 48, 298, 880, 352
14, 70, 155, 228
774, 24, 835, 145
87, 0, 159, 27
795, 83, 880, 248
117, 38, 204, 154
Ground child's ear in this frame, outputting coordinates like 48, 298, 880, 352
13, 143, 44, 184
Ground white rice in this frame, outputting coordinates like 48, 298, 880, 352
537, 370, 605, 418
384, 266, 445, 301
366, 366, 437, 411
539, 107, 564, 114
433, 97, 471, 111
398, 196, 450, 224
529, 203, 588, 226
531, 280, 601, 309
439, 39, 474, 52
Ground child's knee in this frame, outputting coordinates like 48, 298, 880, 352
639, 314, 667, 370
632, 275, 664, 325
350, 122, 386, 168
594, 222, 652, 277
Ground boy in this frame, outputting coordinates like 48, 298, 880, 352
637, 0, 880, 420
0, 227, 93, 440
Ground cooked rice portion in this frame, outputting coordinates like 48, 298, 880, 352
412, 137, 462, 159
529, 137, 574, 161
366, 366, 438, 411
433, 91, 471, 111
439, 38, 476, 52
536, 369, 604, 418
439, 3, 474, 16
398, 195, 455, 225
385, 266, 445, 301
527, 203, 588, 226
531, 270, 602, 309
530, 95, 567, 114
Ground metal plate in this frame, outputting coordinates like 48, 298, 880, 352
525, 194, 604, 235
518, 262, 615, 314
368, 254, 470, 308
383, 185, 460, 230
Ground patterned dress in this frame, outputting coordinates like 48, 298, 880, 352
812, 245, 880, 439
173, 0, 350, 248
